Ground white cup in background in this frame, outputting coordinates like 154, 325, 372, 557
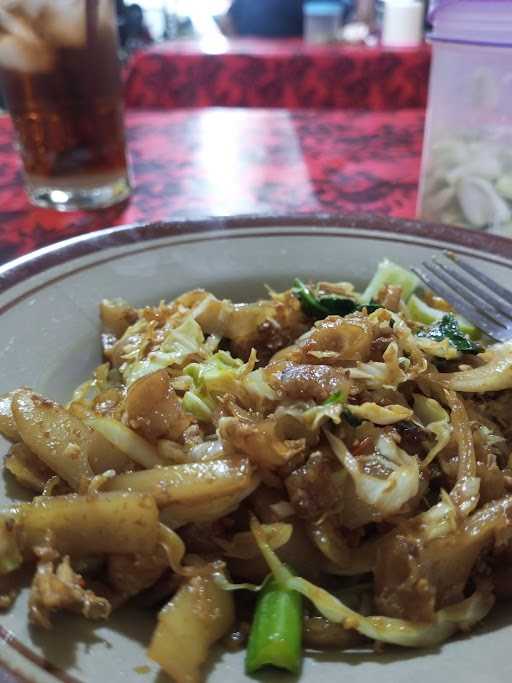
381, 0, 424, 47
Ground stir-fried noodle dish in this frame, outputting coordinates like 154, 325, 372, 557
2, 259, 512, 682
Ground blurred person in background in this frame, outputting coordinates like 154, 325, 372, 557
126, 5, 153, 44
354, 0, 375, 24
219, 0, 359, 39
117, 1, 152, 52
222, 0, 304, 37
116, 0, 128, 46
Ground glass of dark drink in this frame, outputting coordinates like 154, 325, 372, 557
0, 0, 131, 211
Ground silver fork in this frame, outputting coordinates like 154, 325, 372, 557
411, 251, 512, 342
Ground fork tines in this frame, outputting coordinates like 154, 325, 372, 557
411, 251, 512, 343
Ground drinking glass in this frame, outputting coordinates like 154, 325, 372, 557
0, 0, 132, 211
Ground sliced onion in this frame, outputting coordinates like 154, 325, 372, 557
216, 523, 292, 559
159, 474, 259, 527
308, 519, 378, 575
86, 416, 163, 468
445, 391, 480, 516
438, 356, 512, 393
349, 402, 413, 426
269, 501, 295, 520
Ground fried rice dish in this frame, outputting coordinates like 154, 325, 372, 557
2, 259, 512, 682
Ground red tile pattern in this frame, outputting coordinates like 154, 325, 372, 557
0, 107, 425, 264
125, 39, 431, 111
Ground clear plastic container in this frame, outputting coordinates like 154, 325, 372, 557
304, 2, 341, 43
417, 0, 512, 235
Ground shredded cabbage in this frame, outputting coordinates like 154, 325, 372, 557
348, 402, 413, 425
68, 363, 111, 406
349, 342, 408, 389
186, 350, 247, 390
325, 430, 420, 516
390, 315, 429, 378
182, 391, 215, 422
478, 425, 505, 448
192, 293, 272, 340
182, 348, 277, 420
414, 490, 458, 542
413, 394, 452, 467
123, 317, 206, 385
243, 368, 278, 404
416, 336, 461, 360
275, 401, 343, 434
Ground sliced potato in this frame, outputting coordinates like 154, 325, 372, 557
148, 573, 234, 683
100, 298, 137, 338
8, 492, 159, 557
105, 458, 253, 507
5, 442, 54, 493
12, 390, 94, 489
0, 516, 23, 575
12, 390, 129, 489
0, 392, 19, 441
107, 545, 168, 597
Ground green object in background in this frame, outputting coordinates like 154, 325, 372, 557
361, 258, 420, 303
417, 313, 481, 354
407, 293, 479, 339
245, 573, 303, 675
322, 390, 347, 406
292, 278, 382, 319
342, 408, 362, 427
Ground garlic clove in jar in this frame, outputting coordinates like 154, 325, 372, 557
456, 176, 511, 228
441, 207, 466, 226
432, 139, 470, 169
496, 174, 512, 201
446, 155, 502, 185
487, 221, 512, 237
423, 186, 455, 216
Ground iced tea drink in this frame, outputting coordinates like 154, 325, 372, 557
0, 0, 131, 210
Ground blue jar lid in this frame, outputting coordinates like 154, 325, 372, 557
303, 2, 341, 16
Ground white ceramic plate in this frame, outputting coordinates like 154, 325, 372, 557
1, 215, 512, 683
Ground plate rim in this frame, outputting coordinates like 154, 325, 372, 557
2, 211, 512, 683
2, 212, 512, 296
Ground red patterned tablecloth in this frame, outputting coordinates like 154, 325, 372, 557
0, 107, 425, 264
125, 38, 431, 110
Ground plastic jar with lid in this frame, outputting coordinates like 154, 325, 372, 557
417, 0, 512, 235
303, 2, 341, 43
